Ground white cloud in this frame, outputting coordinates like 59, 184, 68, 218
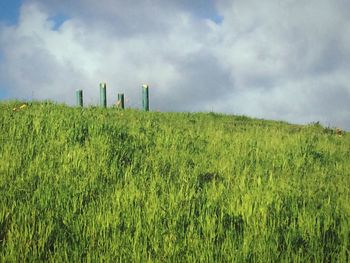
214, 0, 350, 128
0, 0, 349, 129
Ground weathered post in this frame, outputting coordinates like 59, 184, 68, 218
76, 89, 83, 107
117, 93, 125, 109
100, 82, 107, 108
142, 84, 149, 111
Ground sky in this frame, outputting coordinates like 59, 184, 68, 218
0, 0, 349, 130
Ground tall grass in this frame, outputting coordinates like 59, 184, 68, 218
1, 101, 349, 261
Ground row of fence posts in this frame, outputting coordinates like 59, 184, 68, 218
75, 83, 150, 111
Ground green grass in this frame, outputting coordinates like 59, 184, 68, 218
1, 101, 349, 262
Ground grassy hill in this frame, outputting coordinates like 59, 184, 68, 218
1, 101, 349, 261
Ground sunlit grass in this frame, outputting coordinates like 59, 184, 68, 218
0, 101, 349, 261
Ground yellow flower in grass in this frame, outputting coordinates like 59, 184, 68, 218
19, 104, 27, 109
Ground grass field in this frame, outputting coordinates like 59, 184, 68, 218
1, 101, 349, 261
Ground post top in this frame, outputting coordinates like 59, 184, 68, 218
142, 84, 149, 88
100, 82, 107, 88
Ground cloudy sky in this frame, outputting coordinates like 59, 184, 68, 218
0, 0, 349, 129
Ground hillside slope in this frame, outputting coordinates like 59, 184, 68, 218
1, 101, 349, 261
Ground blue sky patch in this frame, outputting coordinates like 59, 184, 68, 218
210, 14, 223, 24
185, 0, 223, 24
49, 14, 69, 31
0, 0, 22, 25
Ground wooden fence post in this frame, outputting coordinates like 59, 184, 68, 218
142, 84, 149, 111
76, 89, 83, 107
100, 82, 107, 108
117, 93, 125, 109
